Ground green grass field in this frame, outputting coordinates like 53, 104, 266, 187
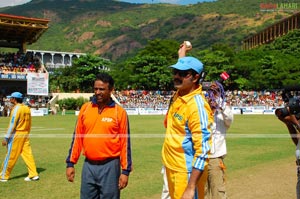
0, 114, 296, 199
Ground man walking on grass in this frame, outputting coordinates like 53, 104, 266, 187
0, 92, 39, 182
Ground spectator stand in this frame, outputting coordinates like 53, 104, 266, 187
0, 13, 50, 116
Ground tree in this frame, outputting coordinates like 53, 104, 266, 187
49, 66, 79, 92
124, 55, 173, 90
49, 54, 112, 92
197, 44, 235, 89
232, 48, 265, 90
111, 38, 180, 90
72, 54, 112, 92
137, 38, 179, 62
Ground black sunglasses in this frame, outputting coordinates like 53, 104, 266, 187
172, 69, 191, 77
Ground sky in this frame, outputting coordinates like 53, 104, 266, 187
0, 0, 31, 8
0, 0, 214, 8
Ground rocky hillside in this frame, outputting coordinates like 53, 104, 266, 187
0, 0, 293, 61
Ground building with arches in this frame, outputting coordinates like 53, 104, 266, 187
26, 49, 86, 71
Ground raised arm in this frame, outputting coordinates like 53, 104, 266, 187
178, 41, 192, 58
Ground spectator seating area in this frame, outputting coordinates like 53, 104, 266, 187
0, 89, 286, 117
114, 90, 174, 109
0, 51, 47, 75
114, 89, 285, 110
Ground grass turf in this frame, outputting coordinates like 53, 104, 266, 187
0, 114, 296, 199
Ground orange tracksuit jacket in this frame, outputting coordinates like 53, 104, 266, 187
66, 100, 132, 175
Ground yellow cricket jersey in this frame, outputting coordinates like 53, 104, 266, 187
162, 86, 213, 173
1, 104, 38, 181
5, 103, 31, 139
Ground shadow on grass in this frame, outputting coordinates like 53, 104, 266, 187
10, 167, 46, 180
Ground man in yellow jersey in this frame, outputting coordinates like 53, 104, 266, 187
162, 56, 213, 199
0, 92, 39, 182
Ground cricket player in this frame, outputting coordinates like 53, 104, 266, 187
0, 92, 39, 182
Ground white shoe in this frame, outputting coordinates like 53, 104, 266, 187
24, 176, 39, 181
0, 179, 8, 182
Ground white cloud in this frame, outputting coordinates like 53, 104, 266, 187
0, 0, 31, 8
160, 0, 180, 3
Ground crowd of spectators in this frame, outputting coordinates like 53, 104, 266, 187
0, 89, 287, 117
0, 52, 47, 75
114, 89, 285, 110
0, 51, 49, 117
114, 90, 174, 109
225, 90, 284, 108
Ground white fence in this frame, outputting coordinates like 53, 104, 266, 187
124, 106, 277, 116
29, 106, 278, 116
231, 106, 276, 115
125, 108, 168, 115
47, 93, 278, 116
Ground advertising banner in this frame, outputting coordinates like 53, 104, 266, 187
0, 73, 26, 80
27, 72, 49, 96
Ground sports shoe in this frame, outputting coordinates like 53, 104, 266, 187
24, 176, 39, 181
0, 178, 8, 182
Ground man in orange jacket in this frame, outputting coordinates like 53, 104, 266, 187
65, 72, 132, 199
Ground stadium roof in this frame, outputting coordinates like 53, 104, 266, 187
0, 13, 50, 51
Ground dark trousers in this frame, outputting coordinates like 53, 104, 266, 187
80, 158, 120, 199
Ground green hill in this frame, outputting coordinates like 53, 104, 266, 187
0, 0, 295, 61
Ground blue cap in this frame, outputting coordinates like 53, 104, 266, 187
7, 92, 23, 99
170, 56, 204, 74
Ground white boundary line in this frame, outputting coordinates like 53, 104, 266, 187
0, 133, 294, 138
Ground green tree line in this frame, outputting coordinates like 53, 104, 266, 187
50, 29, 300, 92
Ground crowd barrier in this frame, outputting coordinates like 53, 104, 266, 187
30, 108, 48, 116
232, 106, 276, 115
124, 106, 277, 115
125, 108, 168, 115
29, 106, 278, 116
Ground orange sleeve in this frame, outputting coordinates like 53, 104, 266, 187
65, 103, 88, 167
118, 106, 132, 175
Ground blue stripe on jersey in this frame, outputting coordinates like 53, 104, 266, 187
65, 120, 78, 167
182, 121, 193, 172
125, 115, 132, 172
1, 137, 14, 179
182, 94, 211, 172
1, 105, 20, 179
5, 105, 19, 139
194, 95, 210, 170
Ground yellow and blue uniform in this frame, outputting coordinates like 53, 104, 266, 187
162, 86, 213, 199
0, 103, 38, 180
